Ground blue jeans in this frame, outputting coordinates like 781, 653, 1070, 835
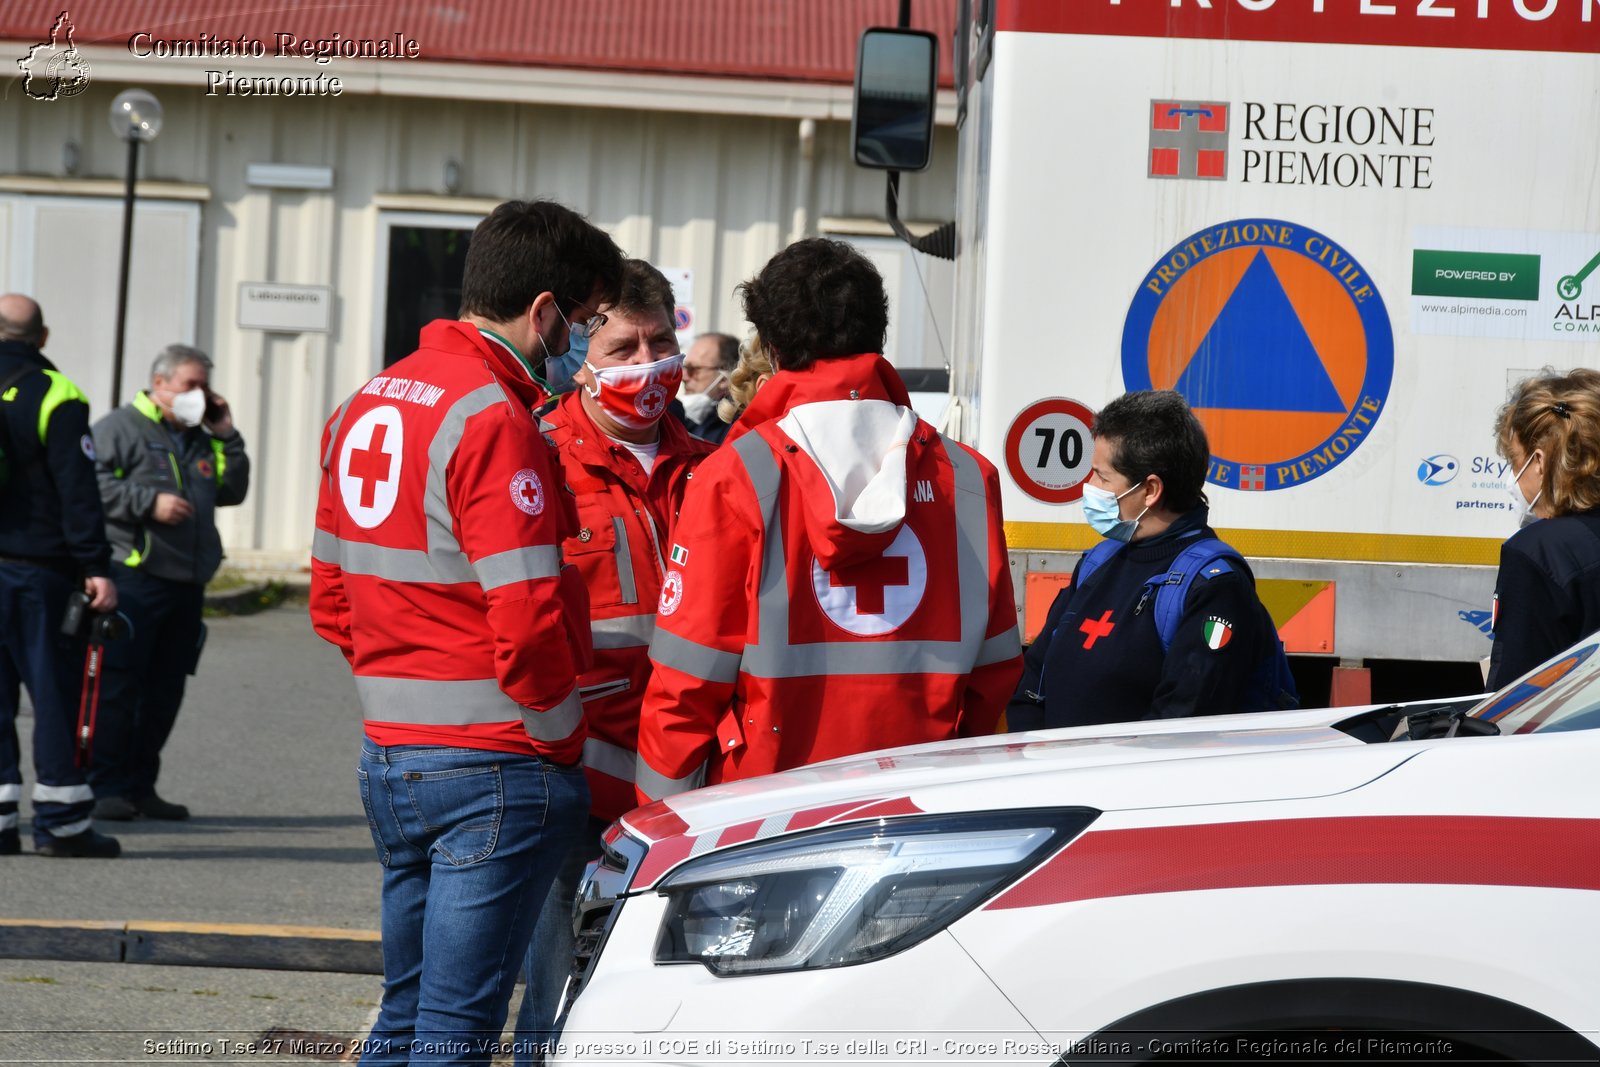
514, 817, 606, 1066
357, 741, 588, 1067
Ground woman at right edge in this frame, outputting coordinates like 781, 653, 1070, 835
1487, 368, 1600, 689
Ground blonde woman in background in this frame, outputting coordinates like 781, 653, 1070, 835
1487, 367, 1600, 688
715, 333, 774, 426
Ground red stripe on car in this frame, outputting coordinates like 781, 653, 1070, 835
716, 819, 766, 847
623, 801, 690, 844
987, 816, 1600, 910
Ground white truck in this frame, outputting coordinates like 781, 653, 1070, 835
852, 0, 1600, 700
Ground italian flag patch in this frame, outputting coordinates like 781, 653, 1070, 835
670, 544, 689, 565
1204, 617, 1233, 650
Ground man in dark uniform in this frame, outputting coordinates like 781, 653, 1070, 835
0, 293, 121, 858
1007, 390, 1283, 728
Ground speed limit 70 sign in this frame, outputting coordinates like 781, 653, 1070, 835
1004, 398, 1096, 503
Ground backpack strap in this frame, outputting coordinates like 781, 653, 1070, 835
1074, 537, 1125, 590
0, 361, 39, 399
0, 362, 44, 478
1140, 536, 1245, 652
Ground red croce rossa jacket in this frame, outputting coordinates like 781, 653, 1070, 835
311, 320, 591, 763
634, 353, 1024, 802
540, 389, 712, 821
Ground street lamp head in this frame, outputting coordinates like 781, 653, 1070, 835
109, 89, 163, 142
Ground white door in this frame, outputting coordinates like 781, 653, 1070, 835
0, 194, 200, 414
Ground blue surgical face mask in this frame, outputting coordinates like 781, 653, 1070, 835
543, 328, 587, 393
1081, 481, 1148, 543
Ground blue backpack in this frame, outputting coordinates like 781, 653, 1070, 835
1071, 533, 1299, 712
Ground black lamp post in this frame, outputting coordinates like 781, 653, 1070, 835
108, 88, 163, 411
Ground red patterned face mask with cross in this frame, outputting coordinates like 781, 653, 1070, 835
584, 354, 684, 430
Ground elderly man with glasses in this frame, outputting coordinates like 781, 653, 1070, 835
675, 331, 739, 444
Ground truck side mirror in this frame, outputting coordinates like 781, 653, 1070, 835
852, 28, 938, 172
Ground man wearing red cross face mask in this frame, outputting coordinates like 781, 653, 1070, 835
514, 260, 712, 1062
633, 239, 1023, 806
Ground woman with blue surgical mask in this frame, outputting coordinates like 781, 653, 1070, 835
1006, 390, 1290, 730
1485, 369, 1600, 688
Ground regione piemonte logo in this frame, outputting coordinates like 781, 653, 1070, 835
1149, 100, 1229, 181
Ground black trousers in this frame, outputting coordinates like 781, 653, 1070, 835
90, 567, 204, 801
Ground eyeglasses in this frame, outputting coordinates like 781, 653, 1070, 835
558, 301, 608, 340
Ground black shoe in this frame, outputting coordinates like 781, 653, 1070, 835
137, 794, 190, 821
36, 828, 122, 858
0, 828, 19, 856
92, 795, 140, 821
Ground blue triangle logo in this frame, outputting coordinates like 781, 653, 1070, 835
1174, 249, 1347, 413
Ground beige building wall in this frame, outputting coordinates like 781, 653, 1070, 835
0, 54, 957, 569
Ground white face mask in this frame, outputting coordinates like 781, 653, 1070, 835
170, 387, 207, 428
1506, 451, 1543, 529
679, 388, 719, 424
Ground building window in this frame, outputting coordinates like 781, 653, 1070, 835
383, 224, 472, 367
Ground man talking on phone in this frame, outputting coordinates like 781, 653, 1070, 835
89, 344, 249, 822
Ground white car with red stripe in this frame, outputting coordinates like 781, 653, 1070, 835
552, 640, 1600, 1065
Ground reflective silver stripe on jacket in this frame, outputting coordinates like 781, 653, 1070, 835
651, 628, 742, 684
313, 528, 474, 584
592, 613, 655, 649
976, 628, 1023, 666
424, 382, 512, 561
473, 545, 563, 590
582, 736, 637, 782
739, 429, 999, 679
635, 756, 705, 801
321, 397, 353, 472
612, 517, 638, 605
354, 677, 583, 742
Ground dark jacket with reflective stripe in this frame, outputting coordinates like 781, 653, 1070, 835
92, 391, 249, 585
0, 341, 111, 577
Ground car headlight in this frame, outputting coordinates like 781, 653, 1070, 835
654, 808, 1096, 976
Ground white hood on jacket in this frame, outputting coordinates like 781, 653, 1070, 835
776, 399, 919, 535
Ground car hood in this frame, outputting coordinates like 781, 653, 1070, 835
620, 706, 1420, 883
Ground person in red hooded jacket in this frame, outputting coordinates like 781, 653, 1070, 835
633, 238, 1023, 804
311, 200, 622, 1066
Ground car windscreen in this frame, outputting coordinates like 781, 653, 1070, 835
1469, 640, 1600, 734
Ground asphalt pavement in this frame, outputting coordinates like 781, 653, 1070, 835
0, 603, 550, 1063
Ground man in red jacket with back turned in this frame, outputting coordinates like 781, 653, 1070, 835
311, 199, 622, 1066
634, 238, 1023, 805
